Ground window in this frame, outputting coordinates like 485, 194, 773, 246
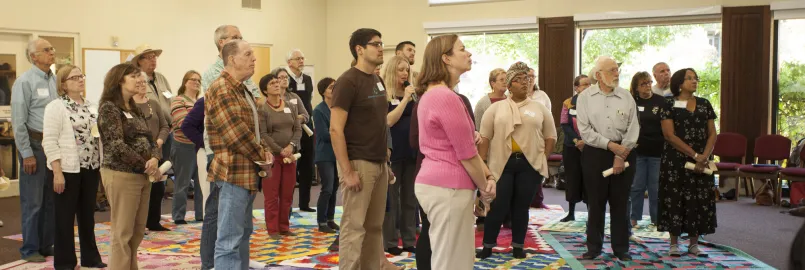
448, 31, 538, 110
774, 19, 805, 144
579, 23, 722, 129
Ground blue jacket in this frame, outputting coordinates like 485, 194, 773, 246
313, 102, 336, 163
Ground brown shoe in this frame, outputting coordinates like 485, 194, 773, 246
280, 231, 297, 237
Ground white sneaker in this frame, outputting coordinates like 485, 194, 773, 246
249, 260, 265, 268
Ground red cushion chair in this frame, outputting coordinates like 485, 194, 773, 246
780, 146, 805, 204
737, 134, 791, 205
712, 132, 749, 200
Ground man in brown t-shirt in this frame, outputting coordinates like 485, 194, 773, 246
330, 28, 390, 270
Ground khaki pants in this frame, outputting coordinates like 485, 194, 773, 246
415, 183, 476, 270
101, 168, 151, 270
338, 160, 389, 270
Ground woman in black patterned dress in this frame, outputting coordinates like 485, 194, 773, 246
658, 68, 717, 257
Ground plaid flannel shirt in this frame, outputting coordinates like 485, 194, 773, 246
205, 71, 266, 192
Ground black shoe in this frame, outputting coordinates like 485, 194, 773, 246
175, 220, 188, 225
39, 246, 54, 257
403, 246, 416, 253
327, 221, 340, 230
386, 247, 404, 255
613, 252, 632, 261
82, 262, 108, 268
195, 218, 204, 222
148, 225, 171, 231
512, 247, 526, 259
581, 251, 601, 260
319, 225, 336, 233
329, 236, 339, 251
299, 207, 316, 212
560, 214, 575, 222
476, 247, 493, 259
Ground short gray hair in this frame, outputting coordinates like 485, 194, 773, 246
26, 38, 45, 64
285, 49, 303, 62
588, 56, 615, 84
214, 25, 238, 50
222, 40, 247, 66
652, 62, 668, 73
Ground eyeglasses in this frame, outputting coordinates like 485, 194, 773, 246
290, 57, 305, 61
222, 35, 243, 40
685, 77, 700, 82
366, 42, 384, 48
604, 67, 621, 74
639, 81, 653, 87
511, 76, 528, 84
187, 78, 201, 83
65, 74, 86, 81
37, 47, 56, 54
135, 80, 147, 86
278, 75, 289, 80
141, 54, 158, 60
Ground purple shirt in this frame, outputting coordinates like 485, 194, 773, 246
416, 86, 478, 190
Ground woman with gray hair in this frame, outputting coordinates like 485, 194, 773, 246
476, 62, 557, 259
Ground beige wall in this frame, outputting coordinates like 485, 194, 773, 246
1, 0, 327, 93
324, 0, 784, 84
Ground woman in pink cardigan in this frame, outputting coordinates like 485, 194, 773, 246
414, 34, 496, 270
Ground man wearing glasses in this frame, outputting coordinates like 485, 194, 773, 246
575, 56, 640, 261
202, 25, 259, 97
285, 49, 317, 212
11, 38, 58, 262
330, 28, 390, 270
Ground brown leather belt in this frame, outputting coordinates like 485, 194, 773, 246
28, 130, 43, 141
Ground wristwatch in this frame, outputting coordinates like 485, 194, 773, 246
290, 142, 297, 151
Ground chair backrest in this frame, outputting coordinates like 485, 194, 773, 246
713, 132, 747, 159
754, 134, 792, 162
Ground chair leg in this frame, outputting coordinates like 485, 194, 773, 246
734, 177, 740, 201
750, 178, 757, 198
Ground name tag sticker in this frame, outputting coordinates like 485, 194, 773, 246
297, 83, 305, 91
123, 112, 133, 119
162, 91, 174, 99
89, 106, 98, 115
569, 109, 577, 115
376, 82, 385, 92
290, 99, 298, 105
638, 106, 645, 112
674, 100, 687, 108
283, 107, 292, 114
90, 124, 100, 138
390, 99, 400, 106
37, 88, 49, 97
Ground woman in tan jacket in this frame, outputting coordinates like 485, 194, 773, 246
477, 62, 557, 259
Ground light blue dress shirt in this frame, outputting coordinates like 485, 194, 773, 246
11, 67, 57, 158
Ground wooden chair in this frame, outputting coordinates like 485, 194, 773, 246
737, 134, 791, 206
712, 132, 750, 200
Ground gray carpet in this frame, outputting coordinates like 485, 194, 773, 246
0, 184, 799, 269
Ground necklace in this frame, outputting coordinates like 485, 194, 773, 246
266, 98, 282, 109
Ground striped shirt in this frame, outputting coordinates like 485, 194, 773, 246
170, 95, 196, 144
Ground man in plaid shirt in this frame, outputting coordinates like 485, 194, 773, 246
205, 39, 272, 269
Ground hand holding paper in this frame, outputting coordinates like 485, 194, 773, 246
284, 153, 302, 164
149, 161, 172, 182
302, 125, 313, 137
602, 162, 630, 177
685, 162, 713, 175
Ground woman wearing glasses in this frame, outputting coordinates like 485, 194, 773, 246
169, 71, 203, 224
133, 71, 171, 232
43, 65, 107, 270
658, 68, 717, 257
476, 62, 556, 259
628, 72, 665, 229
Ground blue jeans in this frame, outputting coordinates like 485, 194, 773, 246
214, 181, 255, 270
629, 155, 660, 223
170, 141, 202, 221
18, 140, 54, 258
316, 162, 339, 224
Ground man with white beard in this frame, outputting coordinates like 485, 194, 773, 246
575, 56, 640, 261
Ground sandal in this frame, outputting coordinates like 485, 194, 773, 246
669, 244, 682, 257
688, 244, 708, 257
